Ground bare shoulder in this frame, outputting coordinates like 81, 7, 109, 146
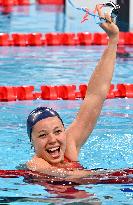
64, 129, 79, 161
26, 156, 50, 172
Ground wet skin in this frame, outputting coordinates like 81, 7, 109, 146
31, 116, 66, 165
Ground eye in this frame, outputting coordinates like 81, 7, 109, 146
54, 130, 62, 135
38, 133, 47, 138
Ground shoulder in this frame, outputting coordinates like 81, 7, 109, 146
64, 130, 79, 161
26, 156, 50, 172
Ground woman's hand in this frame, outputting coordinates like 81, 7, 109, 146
96, 4, 119, 44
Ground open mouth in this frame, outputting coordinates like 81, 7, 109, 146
46, 146, 60, 158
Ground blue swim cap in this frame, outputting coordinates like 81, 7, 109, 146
27, 107, 64, 141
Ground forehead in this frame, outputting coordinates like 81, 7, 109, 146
32, 116, 63, 132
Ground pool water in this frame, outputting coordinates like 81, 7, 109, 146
0, 2, 133, 205
0, 98, 133, 205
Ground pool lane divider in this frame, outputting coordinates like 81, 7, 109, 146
0, 0, 30, 6
0, 0, 64, 6
0, 32, 133, 46
0, 84, 133, 101
0, 168, 133, 184
36, 0, 65, 5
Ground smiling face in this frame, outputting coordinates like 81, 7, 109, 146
31, 116, 66, 165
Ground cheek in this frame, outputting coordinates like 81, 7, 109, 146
32, 138, 47, 150
59, 133, 66, 144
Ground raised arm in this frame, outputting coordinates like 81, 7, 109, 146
65, 5, 119, 158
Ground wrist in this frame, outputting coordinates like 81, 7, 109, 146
108, 35, 119, 45
107, 38, 118, 51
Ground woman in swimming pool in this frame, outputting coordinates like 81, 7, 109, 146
26, 4, 119, 179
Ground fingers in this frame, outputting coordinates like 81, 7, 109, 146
96, 4, 112, 24
96, 4, 104, 19
96, 4, 119, 40
104, 12, 112, 24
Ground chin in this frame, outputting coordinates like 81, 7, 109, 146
49, 155, 64, 165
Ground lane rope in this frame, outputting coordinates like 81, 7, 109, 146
0, 168, 133, 184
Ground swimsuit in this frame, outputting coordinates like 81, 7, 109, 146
57, 156, 84, 170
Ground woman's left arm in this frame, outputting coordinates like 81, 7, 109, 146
65, 5, 119, 155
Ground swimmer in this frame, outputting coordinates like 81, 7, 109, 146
26, 4, 119, 179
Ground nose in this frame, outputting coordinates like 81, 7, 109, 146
48, 133, 56, 144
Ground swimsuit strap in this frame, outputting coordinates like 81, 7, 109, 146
64, 156, 71, 162
64, 156, 84, 170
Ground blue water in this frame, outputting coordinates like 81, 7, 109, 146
0, 2, 133, 205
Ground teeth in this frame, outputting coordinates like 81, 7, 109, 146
48, 147, 59, 152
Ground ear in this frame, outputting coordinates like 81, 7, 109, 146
31, 144, 34, 149
30, 139, 34, 150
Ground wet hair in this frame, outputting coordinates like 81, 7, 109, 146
27, 107, 64, 141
